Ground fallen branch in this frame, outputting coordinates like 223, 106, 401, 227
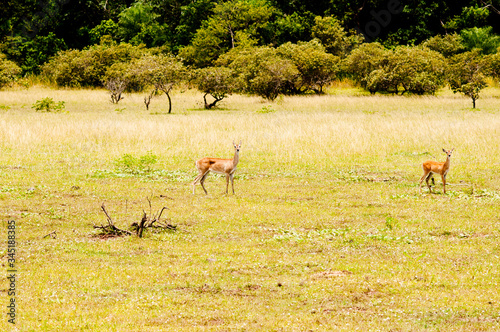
95, 200, 176, 238
132, 196, 176, 237
94, 204, 133, 236
42, 230, 57, 239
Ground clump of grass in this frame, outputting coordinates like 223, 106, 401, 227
31, 97, 66, 112
113, 151, 158, 175
256, 105, 276, 113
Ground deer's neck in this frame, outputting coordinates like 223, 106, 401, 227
232, 150, 240, 167
444, 156, 451, 169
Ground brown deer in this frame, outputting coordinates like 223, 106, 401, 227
419, 148, 454, 194
193, 141, 241, 194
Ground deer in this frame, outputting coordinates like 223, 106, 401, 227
419, 148, 454, 194
192, 141, 241, 195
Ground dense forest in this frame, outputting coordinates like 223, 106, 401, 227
1, 0, 500, 107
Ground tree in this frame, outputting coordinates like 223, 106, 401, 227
89, 19, 119, 45
127, 54, 185, 113
218, 46, 299, 100
277, 39, 340, 93
484, 50, 500, 84
117, 1, 168, 47
0, 53, 21, 88
447, 50, 488, 108
195, 67, 235, 109
311, 16, 361, 57
179, 0, 274, 67
41, 41, 146, 87
103, 62, 129, 104
421, 33, 465, 57
343, 42, 388, 89
460, 26, 500, 54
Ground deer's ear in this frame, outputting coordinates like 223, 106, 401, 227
442, 148, 446, 153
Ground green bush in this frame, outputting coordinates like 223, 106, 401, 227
0, 53, 21, 88
218, 46, 298, 100
114, 152, 158, 174
41, 41, 147, 87
31, 97, 66, 112
421, 33, 465, 57
195, 66, 235, 109
447, 50, 488, 108
277, 39, 340, 94
345, 44, 446, 95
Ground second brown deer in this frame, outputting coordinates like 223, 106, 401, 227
419, 148, 454, 194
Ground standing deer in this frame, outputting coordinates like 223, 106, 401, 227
193, 141, 241, 195
419, 148, 454, 194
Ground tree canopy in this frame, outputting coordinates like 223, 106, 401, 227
1, 0, 499, 74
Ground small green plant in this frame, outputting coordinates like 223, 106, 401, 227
32, 97, 66, 112
114, 151, 158, 174
256, 105, 276, 114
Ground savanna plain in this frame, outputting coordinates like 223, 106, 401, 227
1, 85, 500, 331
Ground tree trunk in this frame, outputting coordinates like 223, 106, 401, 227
166, 92, 172, 113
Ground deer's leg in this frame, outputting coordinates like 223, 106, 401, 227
192, 172, 204, 194
425, 173, 434, 192
424, 172, 434, 193
442, 174, 446, 194
419, 170, 430, 194
200, 171, 209, 194
225, 174, 230, 194
230, 173, 235, 194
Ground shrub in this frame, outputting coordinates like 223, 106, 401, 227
114, 152, 158, 175
0, 53, 21, 88
41, 41, 147, 87
195, 66, 235, 109
345, 44, 446, 95
32, 97, 66, 112
447, 50, 488, 108
277, 40, 340, 94
218, 46, 299, 100
311, 16, 362, 57
343, 43, 388, 89
421, 33, 465, 57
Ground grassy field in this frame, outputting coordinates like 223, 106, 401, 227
1, 85, 500, 331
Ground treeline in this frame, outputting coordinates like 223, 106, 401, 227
1, 0, 500, 74
0, 0, 500, 109
11, 32, 495, 110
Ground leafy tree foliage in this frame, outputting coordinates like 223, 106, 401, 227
117, 1, 168, 47
179, 0, 274, 67
311, 16, 361, 57
447, 50, 488, 108
460, 26, 500, 54
484, 50, 500, 84
421, 33, 465, 57
127, 53, 185, 112
195, 67, 235, 109
277, 40, 340, 93
42, 41, 146, 87
0, 53, 21, 88
345, 43, 446, 94
343, 42, 387, 89
219, 46, 299, 100
1, 33, 67, 75
89, 20, 119, 45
